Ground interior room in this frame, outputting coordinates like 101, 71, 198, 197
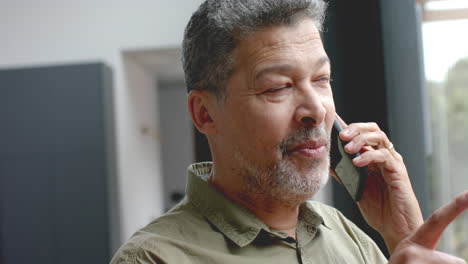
1, 0, 467, 262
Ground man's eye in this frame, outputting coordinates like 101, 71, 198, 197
316, 76, 332, 83
266, 84, 292, 93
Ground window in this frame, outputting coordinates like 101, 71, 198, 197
420, 0, 468, 259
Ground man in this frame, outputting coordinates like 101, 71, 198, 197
112, 0, 468, 263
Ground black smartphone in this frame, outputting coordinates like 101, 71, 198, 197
330, 119, 368, 201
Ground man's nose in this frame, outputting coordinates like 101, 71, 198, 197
294, 87, 326, 127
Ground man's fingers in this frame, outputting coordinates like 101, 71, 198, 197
351, 148, 400, 174
411, 191, 468, 249
390, 244, 467, 264
344, 130, 390, 154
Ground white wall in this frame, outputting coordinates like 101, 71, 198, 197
0, 0, 203, 252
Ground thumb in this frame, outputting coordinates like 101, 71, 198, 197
409, 191, 468, 249
335, 113, 348, 129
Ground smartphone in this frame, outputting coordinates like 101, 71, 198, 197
331, 119, 368, 201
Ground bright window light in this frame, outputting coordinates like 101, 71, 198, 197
426, 0, 468, 11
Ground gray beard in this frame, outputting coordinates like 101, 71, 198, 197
235, 125, 331, 206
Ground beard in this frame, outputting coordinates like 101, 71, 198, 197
234, 124, 330, 206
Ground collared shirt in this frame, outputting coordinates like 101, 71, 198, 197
111, 162, 387, 264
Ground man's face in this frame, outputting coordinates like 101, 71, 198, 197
211, 19, 335, 201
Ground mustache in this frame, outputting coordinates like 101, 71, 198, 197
278, 125, 329, 154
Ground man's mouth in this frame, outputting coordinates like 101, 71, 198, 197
287, 139, 328, 159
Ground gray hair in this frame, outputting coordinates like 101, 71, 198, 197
182, 0, 328, 99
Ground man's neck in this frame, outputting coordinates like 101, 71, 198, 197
237, 195, 301, 238
208, 167, 309, 239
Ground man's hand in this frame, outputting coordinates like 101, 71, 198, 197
389, 191, 468, 263
336, 115, 468, 262
336, 115, 424, 252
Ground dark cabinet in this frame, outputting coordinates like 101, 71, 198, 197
0, 63, 115, 263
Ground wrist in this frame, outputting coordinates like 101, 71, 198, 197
381, 233, 401, 254
381, 218, 423, 254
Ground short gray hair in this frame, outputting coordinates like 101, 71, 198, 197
182, 0, 328, 98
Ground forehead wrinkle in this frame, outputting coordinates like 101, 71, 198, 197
231, 21, 325, 94
244, 31, 323, 71
250, 43, 326, 84
248, 51, 297, 87
245, 32, 322, 61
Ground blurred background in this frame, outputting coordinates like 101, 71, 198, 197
0, 0, 466, 263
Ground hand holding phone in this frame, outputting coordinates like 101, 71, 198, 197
331, 119, 368, 201
329, 115, 428, 253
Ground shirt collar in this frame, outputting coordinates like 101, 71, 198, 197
186, 162, 327, 247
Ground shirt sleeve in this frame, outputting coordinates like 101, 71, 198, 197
110, 236, 168, 264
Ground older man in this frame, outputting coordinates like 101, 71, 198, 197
111, 0, 468, 263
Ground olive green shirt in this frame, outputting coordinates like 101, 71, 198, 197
111, 162, 387, 264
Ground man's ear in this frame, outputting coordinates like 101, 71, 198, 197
187, 90, 217, 135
